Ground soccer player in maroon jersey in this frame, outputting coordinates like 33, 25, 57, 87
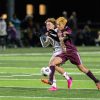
41, 18, 72, 90
42, 17, 100, 90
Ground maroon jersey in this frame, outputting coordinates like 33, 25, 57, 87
57, 26, 82, 65
62, 26, 77, 53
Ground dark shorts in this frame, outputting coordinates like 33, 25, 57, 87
56, 51, 82, 65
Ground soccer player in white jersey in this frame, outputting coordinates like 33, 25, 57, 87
40, 18, 72, 91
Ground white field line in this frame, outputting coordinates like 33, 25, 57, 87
0, 86, 97, 89
0, 67, 99, 70
0, 96, 99, 100
0, 63, 100, 67
0, 78, 95, 81
0, 71, 100, 78
0, 67, 100, 70
0, 63, 100, 68
0, 86, 97, 90
0, 53, 52, 56
0, 52, 100, 56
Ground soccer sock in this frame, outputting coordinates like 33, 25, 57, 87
86, 70, 99, 83
49, 65, 55, 84
63, 72, 70, 80
52, 80, 56, 87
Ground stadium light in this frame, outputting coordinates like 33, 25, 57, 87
39, 4, 46, 15
26, 4, 34, 16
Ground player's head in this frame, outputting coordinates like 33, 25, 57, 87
56, 17, 68, 30
45, 18, 56, 31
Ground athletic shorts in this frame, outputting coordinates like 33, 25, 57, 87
56, 51, 82, 65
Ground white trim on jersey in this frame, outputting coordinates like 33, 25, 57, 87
40, 29, 63, 56
40, 35, 50, 47
76, 52, 83, 64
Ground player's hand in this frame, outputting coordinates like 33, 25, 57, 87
63, 31, 69, 35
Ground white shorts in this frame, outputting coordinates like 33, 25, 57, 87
52, 50, 62, 57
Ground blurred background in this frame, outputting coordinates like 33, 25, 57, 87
0, 1, 100, 99
0, 0, 100, 49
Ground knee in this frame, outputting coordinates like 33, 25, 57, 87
49, 62, 56, 67
49, 59, 57, 66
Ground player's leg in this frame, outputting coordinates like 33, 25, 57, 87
77, 64, 100, 90
49, 76, 58, 91
41, 57, 62, 85
69, 51, 100, 90
55, 65, 72, 89
48, 56, 58, 91
49, 57, 62, 84
42, 55, 73, 89
49, 61, 72, 89
41, 57, 61, 85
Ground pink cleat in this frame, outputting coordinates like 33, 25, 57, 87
49, 86, 58, 91
67, 77, 73, 89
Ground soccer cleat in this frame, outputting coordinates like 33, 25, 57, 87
49, 86, 58, 91
41, 79, 52, 85
67, 77, 73, 89
96, 81, 100, 90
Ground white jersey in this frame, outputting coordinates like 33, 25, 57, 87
40, 29, 62, 56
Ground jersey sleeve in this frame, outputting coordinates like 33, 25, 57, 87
64, 26, 72, 35
39, 35, 50, 47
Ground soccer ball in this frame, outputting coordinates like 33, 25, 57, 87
41, 67, 51, 76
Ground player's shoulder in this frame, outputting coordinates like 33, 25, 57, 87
49, 29, 57, 36
54, 28, 58, 32
49, 29, 56, 33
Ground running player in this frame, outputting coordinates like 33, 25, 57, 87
42, 17, 100, 90
40, 18, 72, 91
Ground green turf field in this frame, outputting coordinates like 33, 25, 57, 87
0, 47, 100, 100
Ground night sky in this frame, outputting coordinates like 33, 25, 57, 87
15, 0, 100, 22
0, 0, 100, 22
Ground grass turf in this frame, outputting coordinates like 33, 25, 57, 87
0, 47, 100, 100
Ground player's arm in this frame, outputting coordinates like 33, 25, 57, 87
40, 34, 50, 47
63, 26, 72, 35
58, 31, 66, 53
59, 37, 66, 53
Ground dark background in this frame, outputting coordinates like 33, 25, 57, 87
0, 0, 100, 22
15, 0, 100, 22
